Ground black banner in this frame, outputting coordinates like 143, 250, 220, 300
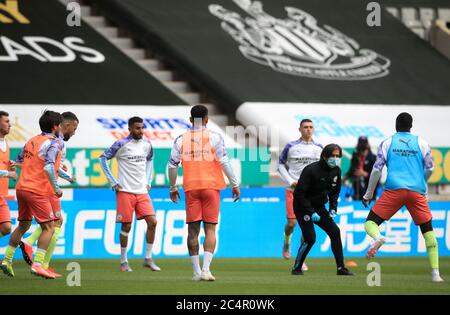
0, 0, 185, 105
0, 294, 447, 310
92, 0, 450, 113
383, 0, 450, 8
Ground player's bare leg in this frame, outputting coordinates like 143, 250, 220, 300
142, 215, 160, 271
283, 219, 296, 259
120, 222, 132, 272
188, 222, 201, 280
0, 222, 11, 238
1, 221, 31, 277
201, 223, 216, 281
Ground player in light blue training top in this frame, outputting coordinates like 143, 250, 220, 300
362, 112, 443, 282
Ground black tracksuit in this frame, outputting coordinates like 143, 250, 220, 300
292, 159, 344, 271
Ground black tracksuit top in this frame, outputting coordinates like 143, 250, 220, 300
293, 159, 341, 215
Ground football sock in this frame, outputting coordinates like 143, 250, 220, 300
34, 248, 46, 266
43, 227, 61, 269
24, 226, 42, 246
191, 255, 201, 275
365, 220, 382, 240
4, 245, 16, 262
202, 251, 214, 272
424, 231, 439, 269
121, 247, 128, 264
145, 243, 153, 259
284, 233, 292, 244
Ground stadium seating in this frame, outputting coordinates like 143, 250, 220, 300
430, 20, 450, 59
385, 3, 450, 42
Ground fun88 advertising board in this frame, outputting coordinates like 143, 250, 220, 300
1, 188, 449, 259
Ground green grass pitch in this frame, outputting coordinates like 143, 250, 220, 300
1, 257, 449, 294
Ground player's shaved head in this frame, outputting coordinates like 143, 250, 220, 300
61, 111, 79, 141
191, 105, 208, 119
62, 111, 79, 123
396, 112, 413, 132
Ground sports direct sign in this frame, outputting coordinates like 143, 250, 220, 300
0, 105, 238, 148
236, 103, 450, 148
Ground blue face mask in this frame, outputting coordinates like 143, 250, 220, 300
327, 157, 341, 168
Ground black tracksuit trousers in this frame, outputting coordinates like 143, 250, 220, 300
293, 208, 345, 271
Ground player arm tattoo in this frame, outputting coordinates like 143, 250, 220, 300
168, 167, 178, 191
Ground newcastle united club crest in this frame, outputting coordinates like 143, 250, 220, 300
209, 0, 390, 80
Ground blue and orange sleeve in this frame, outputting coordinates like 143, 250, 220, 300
99, 140, 123, 186
43, 139, 61, 193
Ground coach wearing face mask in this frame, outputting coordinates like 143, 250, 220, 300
291, 144, 354, 276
